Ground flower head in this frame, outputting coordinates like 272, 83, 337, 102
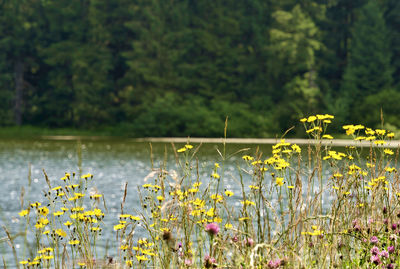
370, 236, 379, 244
205, 222, 220, 236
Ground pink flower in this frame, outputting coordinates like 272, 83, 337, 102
245, 238, 254, 247
205, 222, 220, 236
371, 255, 381, 265
185, 259, 193, 266
204, 255, 216, 268
371, 246, 379, 256
370, 236, 379, 244
388, 246, 395, 254
380, 250, 389, 259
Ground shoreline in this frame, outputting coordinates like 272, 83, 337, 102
38, 136, 400, 148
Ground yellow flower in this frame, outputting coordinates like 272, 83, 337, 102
19, 209, 29, 217
300, 118, 307, 122
177, 147, 186, 153
211, 173, 220, 179
224, 190, 234, 197
307, 116, 317, 122
53, 211, 64, 217
276, 177, 284, 186
81, 173, 93, 179
64, 221, 73, 227
55, 229, 66, 237
384, 149, 394, 155
185, 144, 193, 149
68, 240, 80, 245
322, 134, 333, 139
241, 200, 256, 206
225, 223, 233, 229
114, 224, 125, 231
30, 202, 41, 208
136, 255, 149, 261
242, 155, 254, 161
287, 185, 295, 189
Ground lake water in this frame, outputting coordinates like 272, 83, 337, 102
1, 138, 285, 265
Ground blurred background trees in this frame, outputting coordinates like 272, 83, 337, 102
0, 0, 397, 137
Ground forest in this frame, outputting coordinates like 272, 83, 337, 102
0, 0, 399, 137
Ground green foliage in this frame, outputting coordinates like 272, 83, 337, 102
340, 0, 393, 122
356, 89, 400, 128
0, 0, 396, 136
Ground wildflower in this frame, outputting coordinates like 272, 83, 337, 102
388, 246, 395, 254
224, 223, 233, 229
19, 209, 29, 217
64, 221, 73, 227
136, 255, 149, 261
371, 255, 381, 265
245, 238, 254, 247
241, 200, 255, 206
114, 224, 125, 231
55, 229, 66, 237
68, 239, 80, 245
185, 144, 193, 149
267, 259, 282, 269
322, 134, 334, 139
211, 173, 220, 179
185, 259, 193, 266
287, 185, 294, 189
370, 236, 379, 244
242, 155, 254, 161
371, 246, 380, 255
384, 149, 394, 155
205, 222, 220, 236
204, 255, 216, 268
380, 250, 389, 258
81, 173, 93, 179
275, 177, 284, 186
307, 116, 316, 122
224, 190, 234, 197
177, 147, 186, 153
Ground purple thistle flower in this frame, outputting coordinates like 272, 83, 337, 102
204, 255, 216, 268
370, 236, 379, 244
267, 259, 281, 269
380, 250, 389, 259
388, 246, 395, 254
371, 246, 380, 256
387, 263, 394, 269
392, 223, 397, 230
371, 255, 381, 265
205, 222, 220, 236
245, 237, 254, 247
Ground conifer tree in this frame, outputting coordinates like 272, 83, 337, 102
340, 0, 393, 122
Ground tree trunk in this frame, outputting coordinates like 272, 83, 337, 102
14, 60, 24, 126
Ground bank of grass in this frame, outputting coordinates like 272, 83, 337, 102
4, 114, 400, 268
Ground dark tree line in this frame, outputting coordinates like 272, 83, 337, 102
0, 0, 399, 137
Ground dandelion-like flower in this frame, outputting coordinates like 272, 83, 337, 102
205, 222, 220, 236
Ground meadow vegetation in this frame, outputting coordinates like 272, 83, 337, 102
6, 114, 400, 268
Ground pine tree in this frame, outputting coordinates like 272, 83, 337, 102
340, 0, 393, 122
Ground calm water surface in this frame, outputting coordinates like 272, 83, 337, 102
0, 138, 278, 265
